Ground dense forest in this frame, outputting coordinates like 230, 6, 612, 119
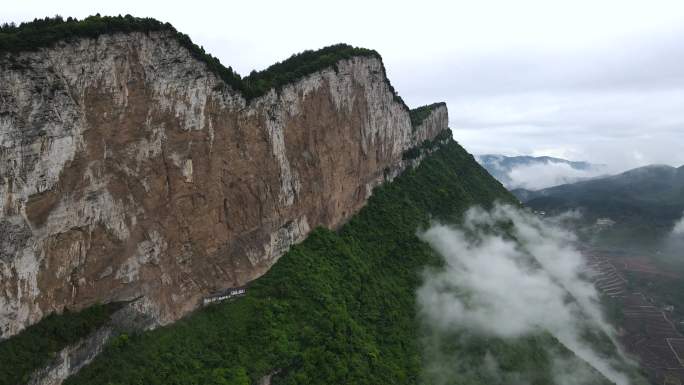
0, 303, 121, 385
0, 15, 407, 105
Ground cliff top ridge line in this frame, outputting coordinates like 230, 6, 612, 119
1, 14, 420, 109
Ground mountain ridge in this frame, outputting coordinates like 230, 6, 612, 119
516, 163, 684, 247
0, 15, 407, 104
517, 163, 684, 200
0, 21, 448, 343
0, 14, 643, 385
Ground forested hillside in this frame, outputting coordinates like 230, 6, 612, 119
1, 132, 645, 385
55, 138, 519, 385
34, 138, 634, 385
518, 164, 684, 248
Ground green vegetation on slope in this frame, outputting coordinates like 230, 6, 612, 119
409, 102, 446, 129
422, 331, 614, 385
2, 136, 638, 384
402, 128, 452, 161
0, 15, 406, 105
0, 15, 168, 53
242, 44, 403, 104
0, 303, 121, 385
58, 137, 515, 385
520, 164, 684, 251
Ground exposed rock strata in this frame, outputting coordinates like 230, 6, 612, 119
413, 103, 448, 144
0, 31, 449, 339
27, 327, 113, 385
25, 301, 156, 385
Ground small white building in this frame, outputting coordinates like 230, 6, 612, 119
203, 286, 247, 306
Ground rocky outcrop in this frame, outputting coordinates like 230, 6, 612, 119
25, 302, 155, 385
413, 103, 448, 144
27, 327, 113, 385
0, 31, 448, 339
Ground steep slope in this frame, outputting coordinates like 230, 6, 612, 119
4, 141, 646, 385
0, 134, 516, 384
58, 140, 647, 385
0, 17, 448, 341
517, 164, 684, 246
58, 140, 538, 385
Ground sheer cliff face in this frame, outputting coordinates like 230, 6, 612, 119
0, 31, 448, 338
414, 104, 448, 144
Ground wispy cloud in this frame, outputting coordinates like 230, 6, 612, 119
505, 161, 605, 190
672, 213, 684, 236
417, 204, 632, 385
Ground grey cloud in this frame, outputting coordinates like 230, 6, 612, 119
394, 27, 684, 169
399, 24, 684, 100
450, 88, 684, 169
4, 2, 684, 169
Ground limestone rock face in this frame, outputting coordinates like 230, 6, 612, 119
414, 103, 448, 144
0, 31, 448, 338
27, 327, 113, 385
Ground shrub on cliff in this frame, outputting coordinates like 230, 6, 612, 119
0, 303, 120, 385
409, 102, 446, 128
0, 15, 406, 107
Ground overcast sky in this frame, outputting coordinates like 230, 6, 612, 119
5, 0, 684, 170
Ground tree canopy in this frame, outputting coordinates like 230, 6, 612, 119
0, 15, 407, 106
409, 102, 446, 128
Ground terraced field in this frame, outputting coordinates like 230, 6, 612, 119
584, 249, 684, 385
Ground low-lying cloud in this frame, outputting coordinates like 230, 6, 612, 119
477, 155, 609, 190
417, 204, 631, 385
672, 213, 684, 236
506, 162, 605, 190
663, 213, 684, 260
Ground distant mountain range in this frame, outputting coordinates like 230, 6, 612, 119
477, 154, 604, 190
514, 164, 684, 248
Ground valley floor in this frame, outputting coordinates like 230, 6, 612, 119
584, 248, 684, 385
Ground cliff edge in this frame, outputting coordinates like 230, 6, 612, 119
0, 20, 449, 339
